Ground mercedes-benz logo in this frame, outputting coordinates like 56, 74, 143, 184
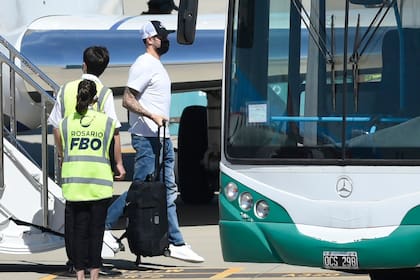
336, 176, 353, 198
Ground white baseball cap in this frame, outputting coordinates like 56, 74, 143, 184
140, 20, 175, 39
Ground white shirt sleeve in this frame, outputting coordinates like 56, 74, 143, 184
48, 100, 62, 128
127, 55, 153, 95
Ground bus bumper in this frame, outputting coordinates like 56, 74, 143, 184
219, 220, 420, 270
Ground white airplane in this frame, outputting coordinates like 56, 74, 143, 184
0, 0, 225, 256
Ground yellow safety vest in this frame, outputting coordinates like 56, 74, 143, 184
58, 79, 111, 117
59, 110, 115, 201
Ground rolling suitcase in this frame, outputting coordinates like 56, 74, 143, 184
124, 124, 170, 263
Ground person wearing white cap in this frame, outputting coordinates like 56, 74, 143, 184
105, 20, 205, 263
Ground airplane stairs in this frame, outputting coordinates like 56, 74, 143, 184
0, 34, 66, 254
0, 137, 65, 253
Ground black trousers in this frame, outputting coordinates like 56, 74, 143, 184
65, 198, 111, 271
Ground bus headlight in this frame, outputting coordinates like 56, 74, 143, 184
239, 192, 253, 211
224, 182, 238, 201
255, 200, 270, 219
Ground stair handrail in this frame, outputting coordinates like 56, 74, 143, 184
0, 34, 59, 229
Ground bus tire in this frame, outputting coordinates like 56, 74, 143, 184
177, 105, 214, 204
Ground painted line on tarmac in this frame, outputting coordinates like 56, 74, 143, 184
40, 267, 362, 279
121, 146, 135, 153
39, 275, 57, 280
228, 272, 359, 278
42, 267, 226, 279
210, 267, 243, 279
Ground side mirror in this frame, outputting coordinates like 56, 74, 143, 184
177, 0, 198, 45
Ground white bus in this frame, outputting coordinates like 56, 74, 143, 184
177, 0, 420, 279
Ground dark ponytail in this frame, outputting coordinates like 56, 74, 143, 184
76, 79, 97, 115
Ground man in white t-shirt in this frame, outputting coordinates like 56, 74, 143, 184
48, 46, 126, 275
105, 20, 204, 263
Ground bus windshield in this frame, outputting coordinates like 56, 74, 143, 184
225, 0, 420, 163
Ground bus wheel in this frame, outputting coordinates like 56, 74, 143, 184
177, 105, 214, 204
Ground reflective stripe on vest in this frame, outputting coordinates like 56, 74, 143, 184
96, 86, 111, 112
61, 177, 113, 187
59, 80, 110, 117
60, 111, 115, 201
64, 155, 110, 165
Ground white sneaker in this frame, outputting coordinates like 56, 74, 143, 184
168, 244, 205, 263
102, 230, 120, 254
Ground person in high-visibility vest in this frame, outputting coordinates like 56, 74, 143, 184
54, 79, 125, 280
49, 46, 125, 179
49, 46, 125, 274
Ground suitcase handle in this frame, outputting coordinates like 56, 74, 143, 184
149, 121, 166, 182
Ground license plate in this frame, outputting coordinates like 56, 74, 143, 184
323, 251, 359, 269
